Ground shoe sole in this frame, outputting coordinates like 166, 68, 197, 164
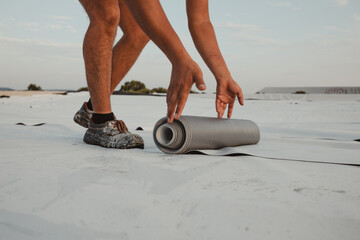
83, 131, 144, 149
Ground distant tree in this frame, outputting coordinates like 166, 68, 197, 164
137, 88, 151, 94
77, 87, 89, 92
150, 87, 167, 93
294, 91, 306, 94
120, 80, 146, 92
27, 84, 42, 91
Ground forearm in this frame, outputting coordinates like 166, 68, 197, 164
123, 0, 190, 64
189, 21, 231, 82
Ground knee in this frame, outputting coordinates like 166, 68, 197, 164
124, 30, 150, 48
88, 8, 120, 36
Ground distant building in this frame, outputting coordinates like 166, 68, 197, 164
257, 87, 360, 94
0, 87, 14, 91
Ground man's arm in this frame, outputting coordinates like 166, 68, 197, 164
123, 0, 206, 123
186, 0, 244, 118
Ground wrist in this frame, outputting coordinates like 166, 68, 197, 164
168, 50, 192, 66
211, 66, 232, 83
215, 73, 232, 83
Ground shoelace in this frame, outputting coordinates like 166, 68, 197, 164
116, 120, 129, 133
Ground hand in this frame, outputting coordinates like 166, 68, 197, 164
166, 61, 206, 123
216, 78, 244, 119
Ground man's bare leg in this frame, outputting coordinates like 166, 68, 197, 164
110, 0, 149, 92
79, 0, 144, 149
75, 0, 148, 128
81, 0, 120, 113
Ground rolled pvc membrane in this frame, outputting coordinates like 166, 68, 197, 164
153, 116, 260, 154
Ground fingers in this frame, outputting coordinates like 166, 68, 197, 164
217, 100, 235, 119
167, 93, 178, 123
227, 102, 234, 118
194, 72, 206, 91
167, 106, 175, 123
167, 91, 189, 123
237, 88, 244, 106
220, 103, 226, 118
166, 62, 204, 123
216, 99, 226, 118
174, 95, 188, 120
216, 99, 221, 117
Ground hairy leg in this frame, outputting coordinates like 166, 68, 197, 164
80, 0, 120, 113
110, 0, 150, 93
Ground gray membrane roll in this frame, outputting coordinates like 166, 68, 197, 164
153, 116, 260, 154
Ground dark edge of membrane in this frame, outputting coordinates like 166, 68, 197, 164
281, 136, 360, 143
188, 151, 360, 167
33, 123, 46, 126
15, 122, 46, 126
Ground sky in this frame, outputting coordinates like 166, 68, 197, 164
0, 0, 359, 93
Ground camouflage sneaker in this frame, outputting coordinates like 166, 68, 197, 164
83, 119, 144, 149
73, 102, 93, 128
